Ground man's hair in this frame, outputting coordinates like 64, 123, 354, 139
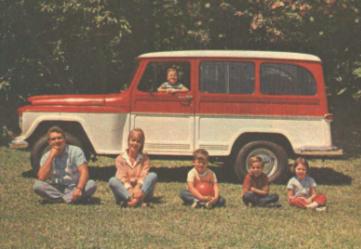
248, 155, 264, 167
193, 148, 209, 162
47, 126, 65, 138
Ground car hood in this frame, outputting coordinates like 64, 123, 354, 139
27, 92, 129, 106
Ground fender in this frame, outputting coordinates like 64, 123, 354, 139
14, 113, 97, 151
229, 127, 295, 155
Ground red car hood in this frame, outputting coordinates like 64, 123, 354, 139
27, 92, 128, 106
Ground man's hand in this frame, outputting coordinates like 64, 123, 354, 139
49, 146, 62, 158
71, 188, 82, 202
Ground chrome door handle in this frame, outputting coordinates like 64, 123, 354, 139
177, 95, 193, 101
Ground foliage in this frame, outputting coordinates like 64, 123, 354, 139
0, 0, 360, 139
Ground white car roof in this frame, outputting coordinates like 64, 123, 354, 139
138, 50, 321, 62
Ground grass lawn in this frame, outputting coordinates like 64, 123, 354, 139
1, 114, 361, 248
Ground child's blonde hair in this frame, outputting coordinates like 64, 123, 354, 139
193, 148, 209, 163
167, 67, 178, 75
292, 157, 309, 172
128, 128, 145, 153
248, 156, 264, 167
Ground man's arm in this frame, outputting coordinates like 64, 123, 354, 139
71, 164, 89, 202
37, 148, 60, 180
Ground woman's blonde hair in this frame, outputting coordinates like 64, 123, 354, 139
128, 128, 145, 153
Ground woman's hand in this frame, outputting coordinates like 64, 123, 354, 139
133, 185, 144, 199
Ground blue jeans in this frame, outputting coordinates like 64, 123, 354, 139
242, 192, 279, 206
179, 189, 226, 207
33, 180, 97, 204
108, 172, 157, 203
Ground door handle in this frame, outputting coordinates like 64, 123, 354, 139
177, 95, 193, 101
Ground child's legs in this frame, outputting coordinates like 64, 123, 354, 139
108, 177, 131, 202
289, 197, 308, 208
259, 194, 279, 205
33, 180, 64, 200
179, 190, 198, 204
242, 192, 260, 205
313, 194, 327, 206
141, 172, 158, 201
215, 196, 226, 207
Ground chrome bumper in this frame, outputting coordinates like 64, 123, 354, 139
9, 136, 29, 149
295, 146, 343, 157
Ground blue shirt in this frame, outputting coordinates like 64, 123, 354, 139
287, 176, 317, 197
40, 145, 87, 186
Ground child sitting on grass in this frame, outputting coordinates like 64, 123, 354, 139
179, 149, 225, 209
287, 157, 327, 211
242, 156, 280, 207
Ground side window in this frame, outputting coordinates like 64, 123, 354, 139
200, 62, 254, 94
138, 62, 190, 92
260, 63, 316, 95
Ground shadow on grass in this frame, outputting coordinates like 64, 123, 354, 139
86, 164, 240, 184
308, 167, 352, 185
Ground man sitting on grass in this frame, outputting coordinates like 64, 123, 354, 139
33, 126, 96, 204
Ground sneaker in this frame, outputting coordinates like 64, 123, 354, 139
191, 200, 200, 208
141, 202, 150, 208
266, 203, 282, 208
205, 202, 213, 209
315, 206, 327, 212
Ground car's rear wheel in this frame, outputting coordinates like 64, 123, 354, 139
234, 141, 288, 182
30, 132, 88, 175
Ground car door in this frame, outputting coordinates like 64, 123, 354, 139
130, 60, 195, 155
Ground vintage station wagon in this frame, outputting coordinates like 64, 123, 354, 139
10, 50, 342, 182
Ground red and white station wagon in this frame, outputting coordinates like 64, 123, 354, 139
10, 50, 342, 182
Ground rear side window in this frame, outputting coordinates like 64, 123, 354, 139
200, 62, 255, 94
261, 63, 316, 95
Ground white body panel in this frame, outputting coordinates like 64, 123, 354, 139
196, 115, 332, 156
130, 113, 194, 155
17, 111, 333, 156
20, 112, 130, 154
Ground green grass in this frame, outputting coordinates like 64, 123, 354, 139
1, 112, 361, 248
1, 147, 361, 249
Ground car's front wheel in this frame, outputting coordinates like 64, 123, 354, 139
234, 141, 288, 182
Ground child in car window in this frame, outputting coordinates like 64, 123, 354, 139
157, 67, 189, 93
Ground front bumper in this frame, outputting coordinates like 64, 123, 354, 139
295, 146, 343, 157
9, 136, 29, 149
